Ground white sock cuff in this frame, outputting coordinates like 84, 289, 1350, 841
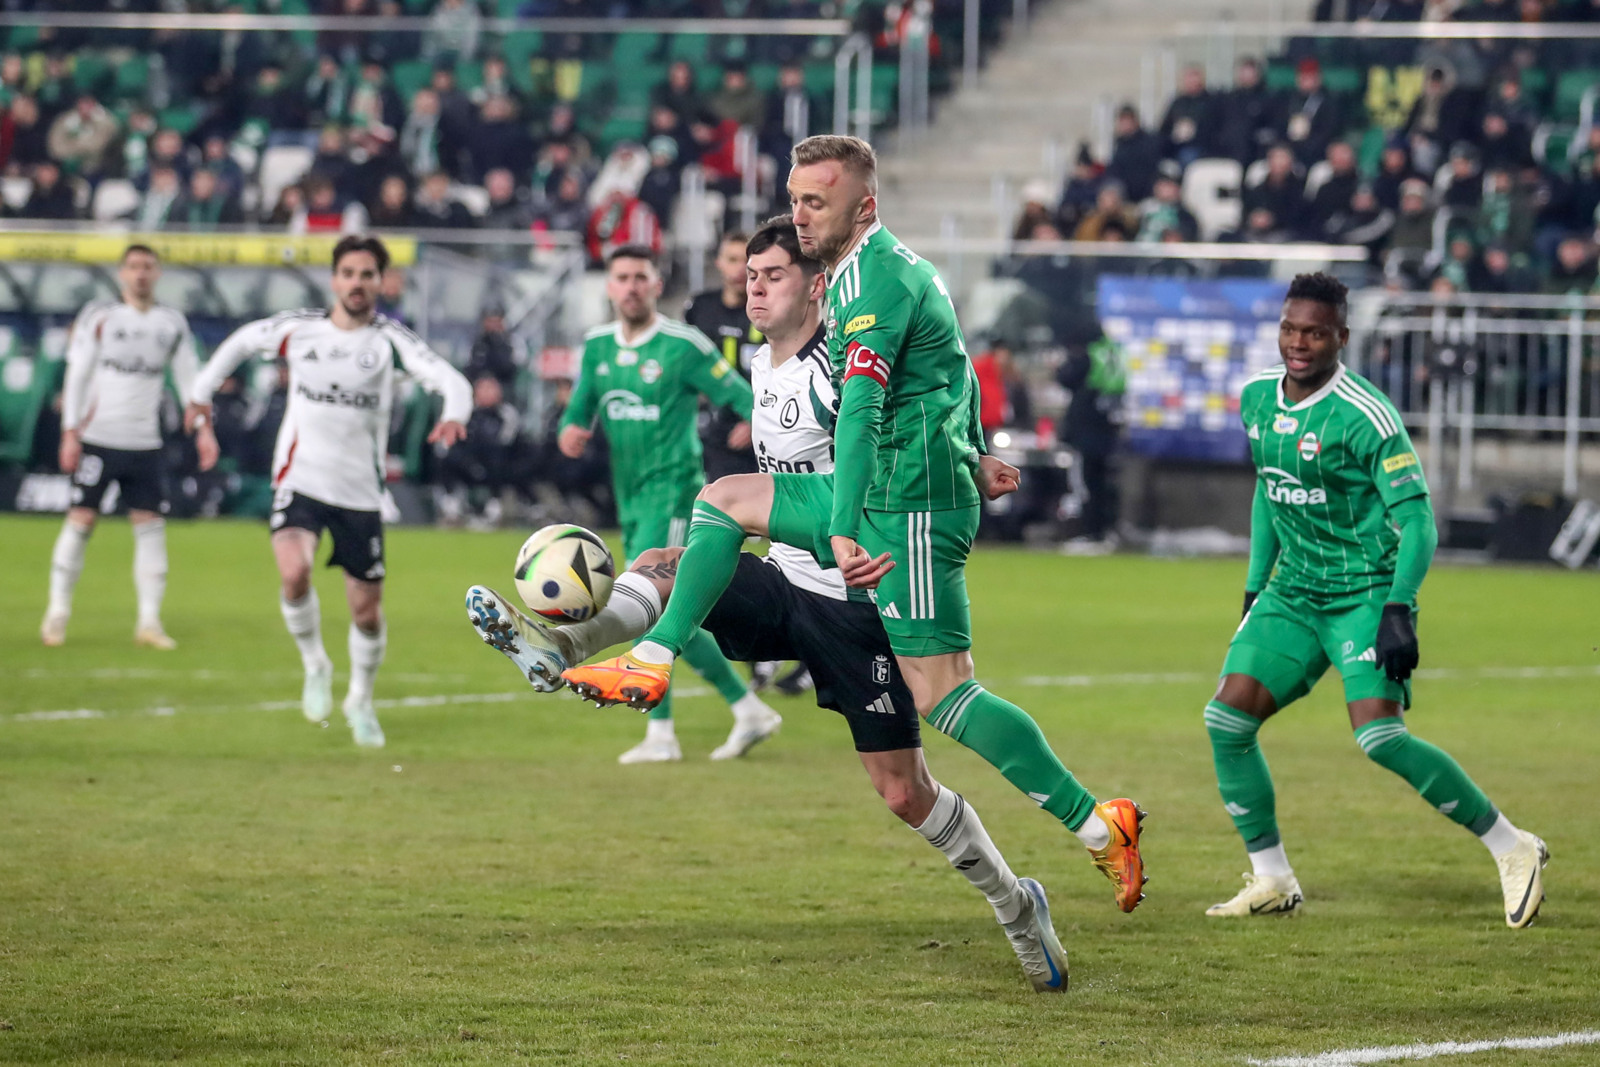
348, 621, 387, 666
132, 517, 167, 537
1248, 842, 1294, 879
1478, 812, 1521, 859
913, 784, 960, 842
612, 571, 663, 621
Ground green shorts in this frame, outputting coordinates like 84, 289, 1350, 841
618, 481, 702, 564
1222, 587, 1411, 710
769, 472, 976, 657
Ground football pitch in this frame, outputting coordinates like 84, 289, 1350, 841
2, 514, 1597, 1066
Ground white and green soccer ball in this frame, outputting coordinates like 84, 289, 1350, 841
513, 524, 615, 623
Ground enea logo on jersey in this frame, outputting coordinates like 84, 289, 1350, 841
600, 389, 660, 422
1297, 431, 1321, 461
1273, 414, 1299, 434
1262, 467, 1326, 505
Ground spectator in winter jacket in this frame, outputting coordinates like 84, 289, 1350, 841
412, 170, 476, 228
709, 63, 766, 129
1106, 104, 1163, 201
46, 95, 120, 178
1243, 143, 1308, 236
13, 160, 77, 219
1159, 65, 1214, 165
1324, 183, 1395, 258
1136, 161, 1199, 242
638, 137, 682, 230
1307, 140, 1361, 235
0, 94, 48, 174
1276, 58, 1342, 168
1214, 57, 1277, 165
467, 94, 536, 183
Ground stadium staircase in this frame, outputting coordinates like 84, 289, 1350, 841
879, 0, 1276, 241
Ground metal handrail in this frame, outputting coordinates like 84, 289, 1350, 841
908, 236, 1369, 261
1170, 20, 1600, 39
833, 33, 873, 141
0, 12, 852, 35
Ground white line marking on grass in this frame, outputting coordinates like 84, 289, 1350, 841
7, 665, 1596, 725
1249, 1029, 1600, 1066
20, 667, 469, 683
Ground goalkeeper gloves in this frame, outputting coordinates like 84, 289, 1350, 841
1373, 603, 1419, 683
1242, 591, 1258, 620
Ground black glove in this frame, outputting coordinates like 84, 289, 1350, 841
1242, 591, 1258, 619
1374, 603, 1419, 683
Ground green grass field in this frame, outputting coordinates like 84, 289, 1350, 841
2, 514, 1597, 1066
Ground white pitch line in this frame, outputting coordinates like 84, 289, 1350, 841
1249, 1029, 1600, 1066
6, 664, 1597, 725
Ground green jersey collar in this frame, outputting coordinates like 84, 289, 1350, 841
1276, 362, 1347, 411
613, 313, 662, 350
828, 220, 884, 286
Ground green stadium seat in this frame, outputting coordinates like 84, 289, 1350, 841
1520, 67, 1550, 108
612, 32, 661, 66
113, 55, 150, 103
72, 53, 111, 95
1554, 70, 1600, 122
599, 114, 648, 151
667, 33, 709, 63
158, 106, 200, 135
749, 62, 780, 93
456, 59, 485, 92
1357, 126, 1386, 175
1265, 64, 1296, 93
1321, 66, 1362, 96
0, 348, 55, 468
392, 59, 433, 103
614, 63, 667, 106
499, 31, 544, 94
871, 62, 899, 119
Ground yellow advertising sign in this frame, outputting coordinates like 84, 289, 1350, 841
0, 232, 418, 267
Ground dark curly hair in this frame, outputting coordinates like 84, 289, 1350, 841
1286, 271, 1348, 323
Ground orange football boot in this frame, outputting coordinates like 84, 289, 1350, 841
561, 651, 674, 710
1087, 798, 1148, 912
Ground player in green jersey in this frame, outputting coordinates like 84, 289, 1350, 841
1204, 273, 1548, 928
563, 139, 1148, 917
557, 245, 780, 764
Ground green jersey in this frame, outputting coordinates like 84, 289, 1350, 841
1241, 363, 1429, 600
826, 221, 984, 538
560, 315, 753, 500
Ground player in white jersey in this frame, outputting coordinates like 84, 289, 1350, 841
43, 244, 217, 650
461, 216, 1070, 993
184, 236, 471, 748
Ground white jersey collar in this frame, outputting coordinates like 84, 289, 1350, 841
1277, 362, 1347, 411
828, 220, 883, 284
613, 313, 661, 350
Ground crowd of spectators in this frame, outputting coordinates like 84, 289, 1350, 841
0, 1, 839, 264
1015, 0, 1600, 296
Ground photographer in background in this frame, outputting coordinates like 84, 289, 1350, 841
1057, 324, 1126, 554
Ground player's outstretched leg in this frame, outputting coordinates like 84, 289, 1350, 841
465, 585, 571, 692
42, 513, 93, 646
131, 516, 176, 649
1353, 711, 1548, 928
1203, 696, 1303, 917
923, 677, 1146, 912
564, 486, 762, 707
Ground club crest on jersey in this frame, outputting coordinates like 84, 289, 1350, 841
1273, 414, 1299, 434
780, 397, 800, 429
358, 349, 378, 369
617, 350, 638, 366
1262, 466, 1326, 505
872, 655, 890, 685
1297, 431, 1321, 461
639, 358, 662, 384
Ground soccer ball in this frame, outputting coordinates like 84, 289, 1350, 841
513, 524, 615, 623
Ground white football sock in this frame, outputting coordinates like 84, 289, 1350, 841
644, 717, 676, 742
279, 590, 329, 671
346, 621, 386, 706
47, 518, 91, 617
554, 571, 662, 662
1478, 812, 1522, 859
1075, 810, 1111, 851
131, 519, 168, 629
1249, 842, 1294, 878
631, 640, 675, 667
914, 785, 1025, 925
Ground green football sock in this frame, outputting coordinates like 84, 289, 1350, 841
1205, 700, 1280, 851
639, 501, 747, 657
648, 682, 674, 723
927, 680, 1097, 831
1355, 717, 1499, 834
682, 626, 750, 705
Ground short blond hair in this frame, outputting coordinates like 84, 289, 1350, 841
791, 135, 878, 196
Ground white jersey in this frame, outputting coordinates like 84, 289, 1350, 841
750, 326, 847, 601
62, 301, 198, 451
188, 309, 472, 512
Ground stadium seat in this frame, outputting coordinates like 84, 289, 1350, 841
1554, 71, 1600, 122
92, 179, 140, 222
392, 59, 434, 103
1182, 157, 1243, 240
1305, 160, 1333, 200
258, 144, 314, 213
667, 33, 709, 63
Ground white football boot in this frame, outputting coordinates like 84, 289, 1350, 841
134, 624, 177, 650
1003, 878, 1069, 992
1497, 830, 1549, 929
618, 734, 682, 764
40, 612, 68, 647
1206, 873, 1304, 918
709, 697, 782, 761
465, 585, 568, 693
344, 699, 385, 748
302, 655, 335, 724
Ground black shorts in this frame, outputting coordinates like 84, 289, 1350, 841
703, 553, 920, 753
71, 444, 169, 514
270, 490, 386, 581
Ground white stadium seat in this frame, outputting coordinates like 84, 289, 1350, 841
258, 145, 314, 213
1182, 157, 1243, 240
451, 183, 491, 218
93, 179, 140, 221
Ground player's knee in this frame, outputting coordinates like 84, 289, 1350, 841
877, 777, 927, 824
66, 508, 97, 533
280, 568, 312, 601
1214, 674, 1276, 720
